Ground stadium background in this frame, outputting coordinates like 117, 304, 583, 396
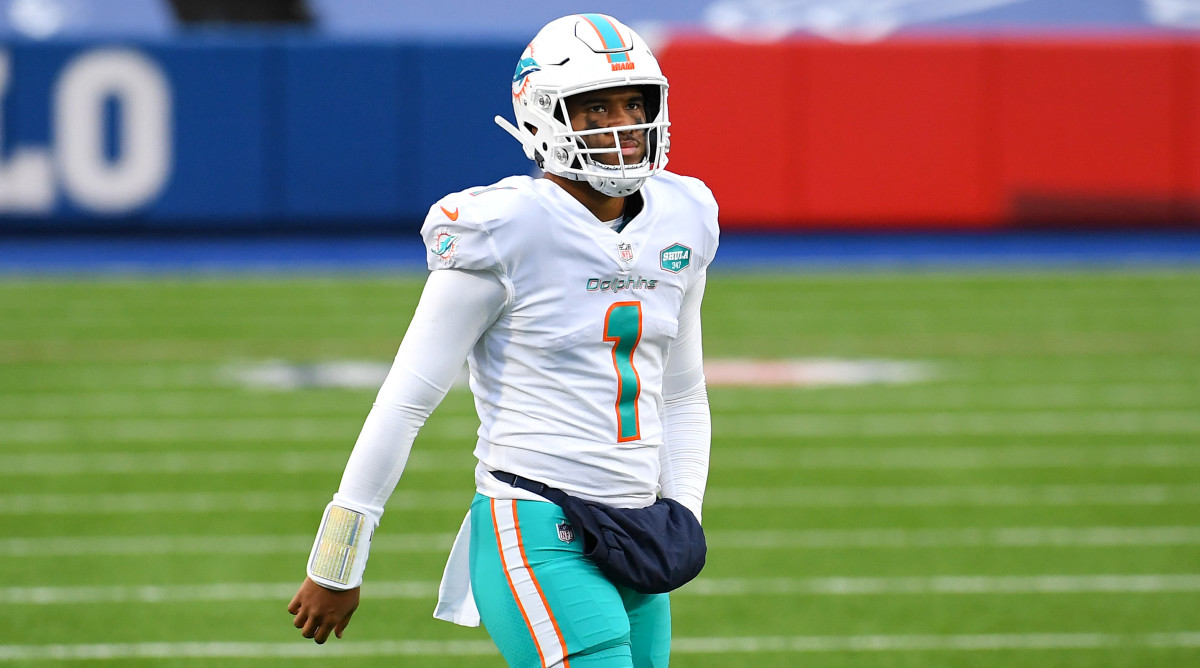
5, 0, 1200, 233
2, 1, 1200, 666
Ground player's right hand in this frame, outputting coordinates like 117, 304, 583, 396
288, 576, 361, 644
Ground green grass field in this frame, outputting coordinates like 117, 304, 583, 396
2, 269, 1199, 666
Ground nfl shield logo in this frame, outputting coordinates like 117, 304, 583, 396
617, 242, 634, 264
556, 521, 575, 543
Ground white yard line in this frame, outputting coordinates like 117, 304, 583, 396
6, 574, 1200, 605
673, 631, 1200, 653
3, 409, 1199, 445
0, 451, 464, 475
0, 639, 498, 661
710, 483, 1200, 507
679, 574, 1200, 596
0, 533, 455, 556
4, 526, 1199, 558
2, 632, 1199, 661
705, 525, 1200, 549
0, 581, 436, 605
0, 417, 477, 445
713, 382, 1200, 411
722, 444, 1200, 469
0, 490, 470, 514
716, 411, 1200, 438
3, 484, 1199, 515
4, 382, 1194, 417
4, 444, 1199, 476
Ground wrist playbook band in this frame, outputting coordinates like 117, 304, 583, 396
307, 502, 374, 590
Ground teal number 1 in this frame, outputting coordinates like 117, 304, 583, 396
603, 302, 643, 443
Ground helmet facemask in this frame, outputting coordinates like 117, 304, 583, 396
543, 84, 670, 197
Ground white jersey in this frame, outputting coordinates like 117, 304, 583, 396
420, 172, 719, 508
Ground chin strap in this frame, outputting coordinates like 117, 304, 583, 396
587, 161, 649, 197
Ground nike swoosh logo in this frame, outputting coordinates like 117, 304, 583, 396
440, 206, 459, 221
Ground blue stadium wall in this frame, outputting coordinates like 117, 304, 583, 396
0, 37, 528, 232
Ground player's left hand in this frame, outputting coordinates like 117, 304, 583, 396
288, 576, 361, 644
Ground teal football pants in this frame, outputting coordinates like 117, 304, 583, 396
469, 493, 671, 667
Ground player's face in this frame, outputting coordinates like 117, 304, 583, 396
564, 86, 648, 166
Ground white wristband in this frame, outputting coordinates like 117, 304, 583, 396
307, 502, 374, 590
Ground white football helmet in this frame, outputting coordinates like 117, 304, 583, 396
495, 14, 670, 197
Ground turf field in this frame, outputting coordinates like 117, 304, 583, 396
1, 269, 1198, 667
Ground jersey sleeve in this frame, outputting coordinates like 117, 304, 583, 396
305, 268, 507, 589
332, 269, 508, 519
420, 194, 505, 273
659, 269, 711, 522
663, 172, 721, 280
690, 180, 721, 275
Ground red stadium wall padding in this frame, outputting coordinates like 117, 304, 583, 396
661, 41, 796, 225
797, 40, 992, 228
659, 34, 1200, 230
991, 39, 1180, 225
1180, 44, 1200, 220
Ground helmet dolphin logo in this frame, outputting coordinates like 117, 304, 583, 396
512, 57, 541, 96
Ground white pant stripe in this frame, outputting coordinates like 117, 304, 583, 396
492, 499, 568, 667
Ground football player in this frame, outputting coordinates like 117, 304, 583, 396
288, 13, 719, 667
